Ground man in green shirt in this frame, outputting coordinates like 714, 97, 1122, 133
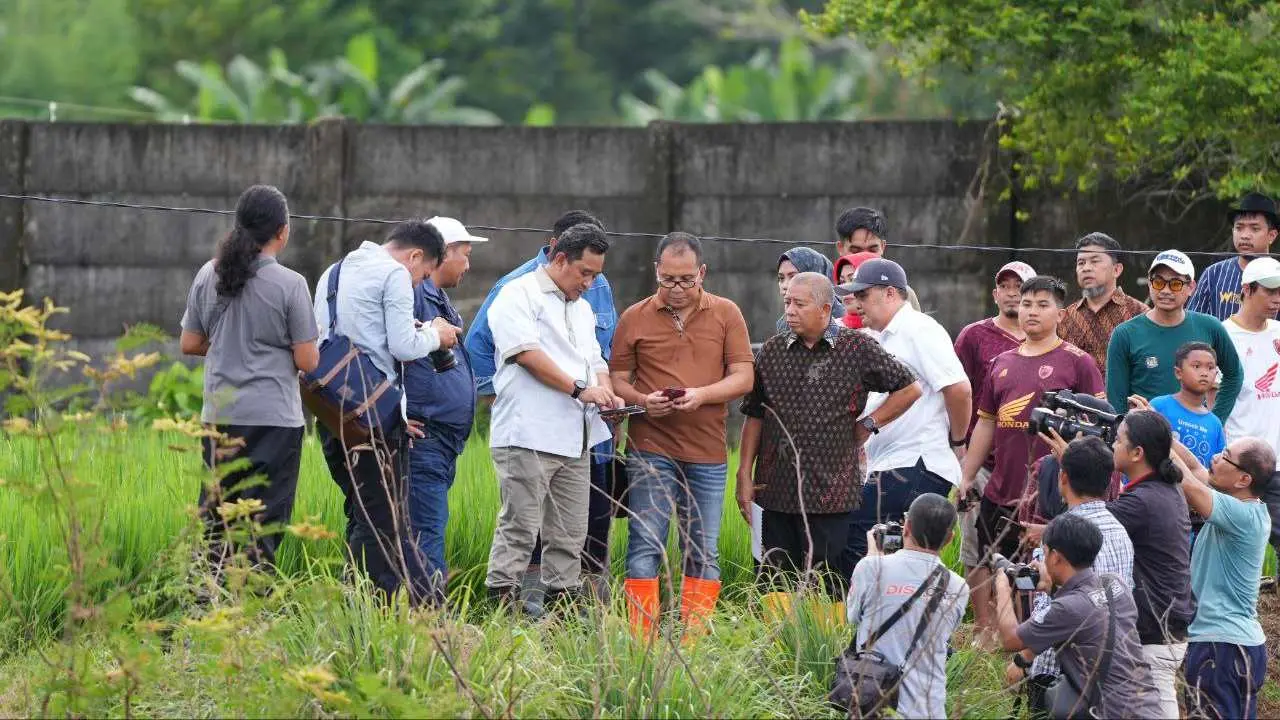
1106, 250, 1243, 423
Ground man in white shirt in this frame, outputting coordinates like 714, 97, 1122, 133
1222, 256, 1280, 573
837, 259, 972, 568
484, 223, 624, 609
313, 220, 461, 603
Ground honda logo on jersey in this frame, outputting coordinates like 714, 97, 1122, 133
1256, 363, 1280, 400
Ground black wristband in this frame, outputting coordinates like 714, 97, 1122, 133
949, 436, 967, 448
1012, 652, 1033, 670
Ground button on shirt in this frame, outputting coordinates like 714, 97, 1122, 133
488, 266, 610, 458
862, 305, 968, 485
1029, 500, 1135, 678
314, 241, 441, 385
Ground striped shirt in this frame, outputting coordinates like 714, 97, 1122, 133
1187, 258, 1247, 320
1028, 500, 1135, 679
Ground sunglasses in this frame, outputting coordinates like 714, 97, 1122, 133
1149, 276, 1189, 293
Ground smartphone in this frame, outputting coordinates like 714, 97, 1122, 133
661, 387, 686, 400
600, 405, 646, 420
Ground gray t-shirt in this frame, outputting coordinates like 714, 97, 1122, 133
181, 257, 318, 427
1016, 569, 1161, 719
845, 550, 969, 719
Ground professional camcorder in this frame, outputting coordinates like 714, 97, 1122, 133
872, 521, 904, 554
989, 553, 1040, 592
1027, 390, 1122, 444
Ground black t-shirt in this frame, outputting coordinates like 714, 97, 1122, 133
1107, 476, 1196, 644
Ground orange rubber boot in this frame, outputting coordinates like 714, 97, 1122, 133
679, 576, 722, 642
623, 577, 660, 640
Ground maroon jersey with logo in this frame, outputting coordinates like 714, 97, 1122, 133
977, 340, 1105, 506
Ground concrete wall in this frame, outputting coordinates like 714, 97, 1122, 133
0, 118, 1231, 366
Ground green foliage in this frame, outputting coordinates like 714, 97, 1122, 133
808, 0, 1280, 202
139, 362, 203, 422
130, 33, 501, 124
618, 37, 950, 124
0, 0, 140, 120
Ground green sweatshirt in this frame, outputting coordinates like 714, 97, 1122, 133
1106, 311, 1243, 423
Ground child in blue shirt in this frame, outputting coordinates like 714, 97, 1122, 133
1150, 342, 1227, 541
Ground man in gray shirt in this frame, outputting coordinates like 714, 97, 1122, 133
995, 513, 1160, 719
845, 494, 970, 718
313, 220, 461, 604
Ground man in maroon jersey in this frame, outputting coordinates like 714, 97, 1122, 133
959, 275, 1105, 647
952, 261, 1034, 623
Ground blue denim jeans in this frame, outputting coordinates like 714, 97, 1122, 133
845, 458, 952, 569
625, 451, 727, 580
407, 423, 467, 588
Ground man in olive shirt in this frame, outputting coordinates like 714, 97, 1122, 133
611, 232, 755, 638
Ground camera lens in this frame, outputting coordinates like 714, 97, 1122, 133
429, 349, 457, 373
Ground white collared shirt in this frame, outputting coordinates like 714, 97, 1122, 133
488, 266, 610, 457
863, 304, 968, 485
314, 241, 440, 384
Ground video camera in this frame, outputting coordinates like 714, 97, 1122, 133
872, 521, 904, 554
989, 552, 1040, 592
1027, 390, 1122, 445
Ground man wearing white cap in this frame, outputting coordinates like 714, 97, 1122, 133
1222, 257, 1280, 578
1105, 250, 1243, 423
952, 260, 1033, 584
403, 216, 487, 601
837, 258, 973, 568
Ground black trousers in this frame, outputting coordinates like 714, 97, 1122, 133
846, 459, 953, 571
758, 509, 855, 600
319, 421, 435, 604
199, 424, 304, 572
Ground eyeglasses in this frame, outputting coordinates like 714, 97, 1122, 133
1149, 276, 1189, 293
658, 277, 698, 289
1219, 450, 1246, 473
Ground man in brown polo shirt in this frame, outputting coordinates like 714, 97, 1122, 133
1058, 232, 1148, 376
739, 271, 922, 599
610, 232, 755, 639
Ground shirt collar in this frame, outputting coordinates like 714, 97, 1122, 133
534, 265, 566, 300
1073, 286, 1130, 311
535, 245, 552, 267
1058, 567, 1096, 594
1069, 499, 1108, 516
785, 321, 840, 348
879, 303, 913, 336
421, 277, 446, 302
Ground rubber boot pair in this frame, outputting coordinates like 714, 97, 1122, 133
623, 576, 721, 642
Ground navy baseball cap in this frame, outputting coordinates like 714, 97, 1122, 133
840, 258, 908, 294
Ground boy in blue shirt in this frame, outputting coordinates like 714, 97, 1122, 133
1149, 342, 1227, 469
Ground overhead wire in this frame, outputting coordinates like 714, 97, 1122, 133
0, 191, 1241, 258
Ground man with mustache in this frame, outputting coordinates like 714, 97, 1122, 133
1059, 232, 1149, 377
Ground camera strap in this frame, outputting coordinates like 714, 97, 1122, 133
853, 563, 948, 656
1057, 573, 1119, 714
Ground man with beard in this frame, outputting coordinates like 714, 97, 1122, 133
1059, 233, 1149, 377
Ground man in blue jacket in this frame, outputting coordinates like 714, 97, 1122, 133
404, 216, 487, 601
464, 210, 618, 602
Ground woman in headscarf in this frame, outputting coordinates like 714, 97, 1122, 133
775, 247, 846, 333
832, 252, 879, 329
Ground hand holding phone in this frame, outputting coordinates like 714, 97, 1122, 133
600, 405, 646, 421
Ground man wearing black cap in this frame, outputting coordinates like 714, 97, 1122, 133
1188, 192, 1278, 320
836, 258, 972, 570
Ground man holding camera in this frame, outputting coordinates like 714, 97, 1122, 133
841, 494, 968, 718
610, 232, 755, 639
1168, 430, 1276, 719
403, 216, 486, 600
483, 223, 623, 609
994, 513, 1158, 718
740, 272, 922, 599
960, 276, 1104, 644
836, 259, 973, 570
1012, 436, 1135, 713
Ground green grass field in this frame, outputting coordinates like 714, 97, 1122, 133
1, 425, 1273, 717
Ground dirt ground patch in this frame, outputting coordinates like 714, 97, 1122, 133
1258, 591, 1280, 717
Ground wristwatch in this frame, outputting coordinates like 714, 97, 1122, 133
571, 380, 587, 399
1012, 653, 1033, 671
858, 416, 880, 435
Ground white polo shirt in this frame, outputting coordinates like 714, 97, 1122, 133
488, 266, 611, 458
862, 304, 968, 485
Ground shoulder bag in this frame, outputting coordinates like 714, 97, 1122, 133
299, 260, 403, 444
830, 563, 949, 718
1043, 573, 1118, 719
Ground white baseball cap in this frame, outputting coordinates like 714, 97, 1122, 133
1149, 249, 1195, 280
1241, 256, 1280, 289
427, 216, 488, 245
996, 261, 1036, 283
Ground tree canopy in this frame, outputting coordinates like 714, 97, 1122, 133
808, 0, 1280, 205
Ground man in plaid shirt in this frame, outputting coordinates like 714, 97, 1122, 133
1009, 436, 1135, 712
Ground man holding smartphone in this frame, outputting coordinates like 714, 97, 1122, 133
610, 232, 755, 640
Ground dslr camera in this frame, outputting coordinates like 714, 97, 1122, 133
872, 521, 904, 554
989, 553, 1040, 592
1027, 390, 1122, 444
